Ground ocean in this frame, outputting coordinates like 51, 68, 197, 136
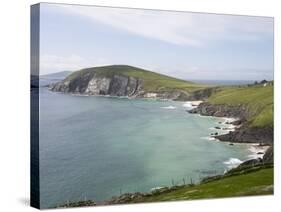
38, 87, 253, 208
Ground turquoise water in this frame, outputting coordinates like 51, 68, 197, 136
39, 88, 251, 208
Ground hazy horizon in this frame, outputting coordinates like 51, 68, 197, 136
39, 3, 274, 81
38, 67, 267, 84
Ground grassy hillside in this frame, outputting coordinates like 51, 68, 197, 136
65, 65, 208, 92
61, 65, 273, 128
207, 84, 273, 128
127, 166, 273, 203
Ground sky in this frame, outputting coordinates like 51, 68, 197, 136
39, 3, 274, 81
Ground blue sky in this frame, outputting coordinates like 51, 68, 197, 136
39, 3, 274, 80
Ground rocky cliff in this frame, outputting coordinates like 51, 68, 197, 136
49, 65, 215, 101
50, 73, 144, 97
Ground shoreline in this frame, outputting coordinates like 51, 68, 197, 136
183, 105, 268, 169
45, 91, 271, 208
188, 103, 270, 169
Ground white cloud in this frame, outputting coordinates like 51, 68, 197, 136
40, 54, 109, 74
51, 4, 273, 46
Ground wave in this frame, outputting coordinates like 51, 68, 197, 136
161, 106, 176, 109
183, 102, 194, 108
183, 101, 202, 109
247, 145, 268, 159
200, 136, 217, 141
150, 186, 165, 192
223, 158, 242, 169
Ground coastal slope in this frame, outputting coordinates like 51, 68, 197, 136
189, 83, 274, 145
49, 65, 214, 101
110, 165, 273, 204
59, 164, 273, 207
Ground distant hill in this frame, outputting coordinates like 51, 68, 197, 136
49, 65, 212, 101
40, 71, 72, 80
39, 71, 72, 87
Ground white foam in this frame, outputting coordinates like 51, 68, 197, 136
183, 102, 193, 108
200, 136, 217, 141
183, 101, 202, 109
247, 145, 269, 159
223, 158, 243, 169
151, 186, 164, 192
161, 106, 176, 109
223, 117, 238, 124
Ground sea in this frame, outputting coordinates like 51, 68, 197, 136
37, 79, 256, 208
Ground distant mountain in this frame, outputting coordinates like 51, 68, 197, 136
39, 71, 72, 87
49, 65, 214, 101
40, 71, 72, 80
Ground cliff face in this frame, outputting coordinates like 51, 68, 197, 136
49, 73, 144, 97
49, 68, 216, 101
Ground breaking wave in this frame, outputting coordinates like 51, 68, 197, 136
161, 106, 176, 109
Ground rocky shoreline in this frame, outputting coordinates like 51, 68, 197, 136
188, 102, 273, 145
56, 100, 273, 208
187, 101, 274, 167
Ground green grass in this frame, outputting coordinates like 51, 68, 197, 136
129, 167, 273, 203
207, 84, 273, 128
65, 65, 208, 92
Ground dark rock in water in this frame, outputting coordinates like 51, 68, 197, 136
238, 158, 263, 168
214, 132, 218, 136
218, 121, 222, 124
188, 110, 197, 114
214, 126, 221, 129
214, 127, 273, 144
229, 143, 234, 146
222, 128, 229, 130
237, 146, 273, 168
257, 152, 264, 155
263, 146, 273, 163
230, 120, 242, 125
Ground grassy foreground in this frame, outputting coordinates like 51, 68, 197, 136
207, 84, 273, 128
127, 166, 273, 203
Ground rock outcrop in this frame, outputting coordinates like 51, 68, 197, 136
188, 102, 248, 119
214, 127, 273, 144
50, 73, 144, 98
188, 102, 273, 144
237, 146, 274, 168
